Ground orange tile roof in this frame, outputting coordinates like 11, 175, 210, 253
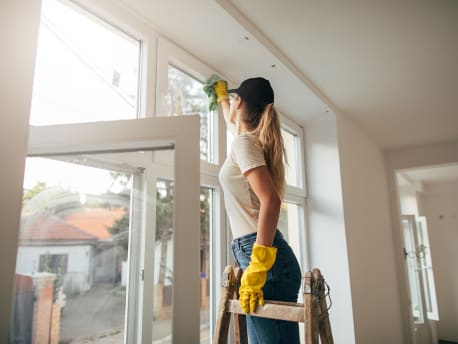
64, 208, 126, 240
20, 208, 126, 242
20, 213, 97, 241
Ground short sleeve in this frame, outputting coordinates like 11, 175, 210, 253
231, 135, 266, 174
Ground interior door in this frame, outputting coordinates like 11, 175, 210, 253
402, 215, 438, 344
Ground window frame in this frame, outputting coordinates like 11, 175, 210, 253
28, 115, 201, 343
31, 0, 154, 125
26, 1, 309, 343
280, 113, 307, 197
155, 37, 224, 170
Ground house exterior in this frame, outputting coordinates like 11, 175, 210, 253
16, 208, 125, 294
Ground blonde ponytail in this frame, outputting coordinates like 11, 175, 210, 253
253, 104, 287, 199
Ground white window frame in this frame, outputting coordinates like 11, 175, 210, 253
28, 116, 201, 344
156, 37, 225, 170
280, 113, 307, 197
278, 113, 308, 271
73, 0, 159, 120
155, 38, 231, 338
32, 2, 309, 342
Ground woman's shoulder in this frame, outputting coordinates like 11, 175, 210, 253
232, 133, 262, 149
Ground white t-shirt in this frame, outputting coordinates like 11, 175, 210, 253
218, 132, 266, 239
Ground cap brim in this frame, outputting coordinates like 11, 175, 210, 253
227, 88, 238, 93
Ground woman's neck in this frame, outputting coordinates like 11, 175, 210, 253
236, 119, 254, 136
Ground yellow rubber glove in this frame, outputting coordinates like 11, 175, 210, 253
239, 243, 277, 313
213, 80, 229, 103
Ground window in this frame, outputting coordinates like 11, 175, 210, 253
167, 65, 214, 162
152, 179, 174, 338
30, 0, 141, 125
278, 202, 302, 264
16, 156, 134, 343
282, 128, 302, 188
39, 254, 68, 274
199, 187, 213, 342
13, 1, 308, 341
153, 181, 214, 342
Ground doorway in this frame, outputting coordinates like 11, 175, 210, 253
395, 163, 458, 344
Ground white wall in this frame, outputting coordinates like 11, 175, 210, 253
419, 181, 458, 342
396, 174, 422, 215
0, 1, 41, 342
16, 244, 94, 293
336, 114, 404, 343
16, 245, 92, 275
304, 112, 356, 343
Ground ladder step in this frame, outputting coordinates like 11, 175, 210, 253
228, 300, 306, 322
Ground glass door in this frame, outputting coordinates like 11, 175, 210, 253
10, 116, 201, 343
12, 153, 145, 344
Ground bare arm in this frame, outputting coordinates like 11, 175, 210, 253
244, 166, 281, 246
219, 99, 233, 127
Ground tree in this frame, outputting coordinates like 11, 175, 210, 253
107, 211, 129, 255
155, 180, 174, 285
200, 188, 211, 278
168, 66, 210, 161
104, 172, 131, 260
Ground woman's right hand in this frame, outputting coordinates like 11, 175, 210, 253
214, 80, 229, 103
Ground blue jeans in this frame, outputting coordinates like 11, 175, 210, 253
231, 230, 302, 344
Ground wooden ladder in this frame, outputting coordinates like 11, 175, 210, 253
213, 265, 333, 344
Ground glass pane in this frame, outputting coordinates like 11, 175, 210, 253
402, 219, 424, 323
31, 0, 141, 125
167, 65, 213, 162
278, 202, 302, 270
152, 183, 213, 343
153, 179, 174, 342
13, 156, 133, 343
200, 187, 212, 343
281, 128, 301, 187
416, 218, 439, 320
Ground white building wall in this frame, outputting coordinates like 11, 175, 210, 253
16, 244, 93, 293
419, 181, 458, 342
336, 114, 404, 343
16, 244, 92, 275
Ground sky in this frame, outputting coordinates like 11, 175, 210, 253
25, 0, 140, 196
24, 157, 125, 195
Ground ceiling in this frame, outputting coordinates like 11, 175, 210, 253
401, 163, 458, 185
120, 0, 458, 150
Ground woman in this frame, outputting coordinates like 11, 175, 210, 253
214, 77, 302, 343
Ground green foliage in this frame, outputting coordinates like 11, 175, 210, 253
155, 180, 174, 241
107, 210, 129, 254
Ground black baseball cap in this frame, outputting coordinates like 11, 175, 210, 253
228, 77, 274, 108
